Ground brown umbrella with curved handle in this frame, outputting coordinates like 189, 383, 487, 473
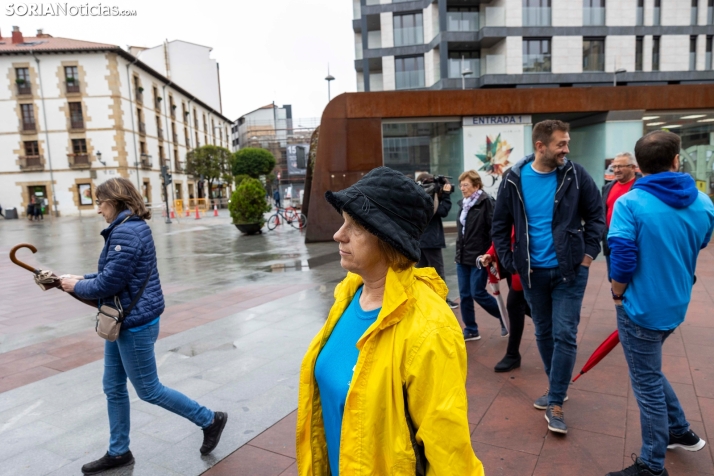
10, 243, 97, 307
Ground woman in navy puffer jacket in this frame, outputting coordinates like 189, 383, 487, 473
60, 177, 227, 475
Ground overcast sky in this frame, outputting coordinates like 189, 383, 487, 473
3, 0, 356, 120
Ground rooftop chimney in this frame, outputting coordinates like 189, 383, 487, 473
11, 26, 23, 45
36, 29, 50, 38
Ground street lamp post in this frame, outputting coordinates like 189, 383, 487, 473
614, 68, 627, 87
325, 66, 335, 102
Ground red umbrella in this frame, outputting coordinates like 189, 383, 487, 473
572, 330, 620, 382
480, 258, 509, 334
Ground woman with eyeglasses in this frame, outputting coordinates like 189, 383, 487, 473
60, 177, 227, 475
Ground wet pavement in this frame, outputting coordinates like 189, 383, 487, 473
0, 213, 713, 476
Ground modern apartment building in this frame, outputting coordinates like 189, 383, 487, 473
353, 0, 714, 91
0, 27, 232, 217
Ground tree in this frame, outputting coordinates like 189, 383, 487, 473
185, 145, 232, 198
229, 177, 271, 225
231, 148, 276, 178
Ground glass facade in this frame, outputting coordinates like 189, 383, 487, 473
394, 12, 424, 47
636, 0, 644, 25
583, 38, 605, 72
395, 56, 425, 90
653, 36, 661, 71
383, 121, 464, 220
636, 36, 643, 71
448, 51, 480, 79
654, 0, 661, 26
447, 8, 479, 32
707, 36, 713, 70
644, 111, 714, 197
583, 0, 605, 26
523, 38, 551, 73
691, 36, 698, 71
523, 0, 551, 26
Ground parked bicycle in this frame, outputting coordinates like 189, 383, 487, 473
267, 207, 307, 230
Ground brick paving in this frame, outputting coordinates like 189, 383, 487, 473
205, 246, 714, 476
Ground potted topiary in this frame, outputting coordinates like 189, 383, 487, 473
229, 177, 271, 235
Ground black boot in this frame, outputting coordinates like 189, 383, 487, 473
494, 353, 521, 372
201, 411, 228, 455
81, 451, 134, 475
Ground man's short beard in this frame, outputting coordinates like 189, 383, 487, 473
542, 149, 563, 168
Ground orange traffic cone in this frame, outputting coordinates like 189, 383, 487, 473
185, 207, 190, 217
195, 206, 200, 220
213, 204, 219, 217
170, 208, 175, 219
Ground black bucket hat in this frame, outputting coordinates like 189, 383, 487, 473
325, 167, 434, 262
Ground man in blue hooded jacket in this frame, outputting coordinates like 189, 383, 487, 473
606, 131, 714, 476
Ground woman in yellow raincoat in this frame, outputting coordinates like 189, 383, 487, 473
296, 167, 484, 476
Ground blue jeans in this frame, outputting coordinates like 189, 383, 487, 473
456, 263, 502, 333
617, 305, 689, 472
522, 266, 589, 406
104, 322, 214, 456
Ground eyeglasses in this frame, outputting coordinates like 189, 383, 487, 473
95, 199, 104, 206
611, 165, 634, 170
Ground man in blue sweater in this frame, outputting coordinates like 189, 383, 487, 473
607, 131, 714, 476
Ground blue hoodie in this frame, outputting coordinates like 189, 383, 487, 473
608, 172, 714, 331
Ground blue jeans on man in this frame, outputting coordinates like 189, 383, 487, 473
522, 266, 589, 406
104, 321, 214, 456
456, 263, 501, 333
617, 305, 690, 473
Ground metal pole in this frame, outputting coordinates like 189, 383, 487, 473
32, 53, 58, 218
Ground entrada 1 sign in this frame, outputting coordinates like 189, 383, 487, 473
464, 115, 532, 125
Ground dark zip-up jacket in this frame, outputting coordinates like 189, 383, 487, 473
455, 191, 494, 265
419, 193, 451, 249
491, 155, 605, 287
601, 173, 642, 256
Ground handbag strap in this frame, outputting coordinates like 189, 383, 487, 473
123, 269, 151, 317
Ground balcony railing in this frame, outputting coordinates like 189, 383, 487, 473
70, 119, 85, 130
68, 153, 90, 168
20, 155, 43, 170
583, 7, 606, 25
395, 70, 425, 90
170, 108, 176, 119
22, 121, 37, 132
65, 81, 80, 94
157, 128, 164, 141
523, 54, 552, 73
173, 132, 179, 143
155, 98, 162, 110
140, 154, 152, 169
16, 84, 32, 95
135, 90, 143, 103
447, 11, 478, 31
175, 159, 185, 173
138, 122, 146, 134
523, 7, 551, 26
394, 27, 424, 47
448, 58, 481, 79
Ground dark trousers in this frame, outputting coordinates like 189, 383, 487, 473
456, 263, 502, 333
504, 275, 531, 358
416, 248, 445, 281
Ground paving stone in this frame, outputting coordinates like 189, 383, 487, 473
0, 447, 70, 476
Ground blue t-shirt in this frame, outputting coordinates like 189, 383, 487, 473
521, 162, 558, 268
128, 316, 160, 332
609, 189, 714, 330
314, 286, 381, 476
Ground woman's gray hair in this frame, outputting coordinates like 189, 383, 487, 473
615, 152, 637, 166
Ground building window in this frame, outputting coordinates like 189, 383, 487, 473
709, 0, 714, 24
692, 0, 699, 25
583, 37, 605, 71
140, 141, 146, 154
24, 140, 39, 156
21, 104, 36, 130
394, 12, 423, 47
137, 107, 145, 134
194, 109, 199, 129
583, 0, 605, 26
203, 114, 207, 132
523, 38, 551, 73
448, 51, 480, 79
523, 0, 551, 27
691, 35, 698, 70
15, 67, 31, 95
156, 116, 163, 140
652, 36, 660, 71
654, 0, 661, 26
64, 66, 79, 93
153, 86, 160, 109
707, 35, 713, 69
446, 7, 478, 31
69, 102, 84, 129
185, 127, 190, 146
72, 138, 87, 154
182, 102, 188, 123
636, 0, 644, 25
133, 76, 142, 103
635, 36, 644, 71
395, 55, 425, 90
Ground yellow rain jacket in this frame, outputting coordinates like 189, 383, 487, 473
296, 266, 484, 476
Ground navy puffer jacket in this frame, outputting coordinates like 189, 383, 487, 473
74, 210, 164, 329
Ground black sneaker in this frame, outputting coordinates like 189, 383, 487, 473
463, 330, 481, 341
500, 327, 509, 337
545, 404, 567, 434
200, 411, 228, 455
667, 429, 706, 451
533, 388, 569, 410
446, 298, 459, 309
81, 451, 134, 475
606, 454, 669, 475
